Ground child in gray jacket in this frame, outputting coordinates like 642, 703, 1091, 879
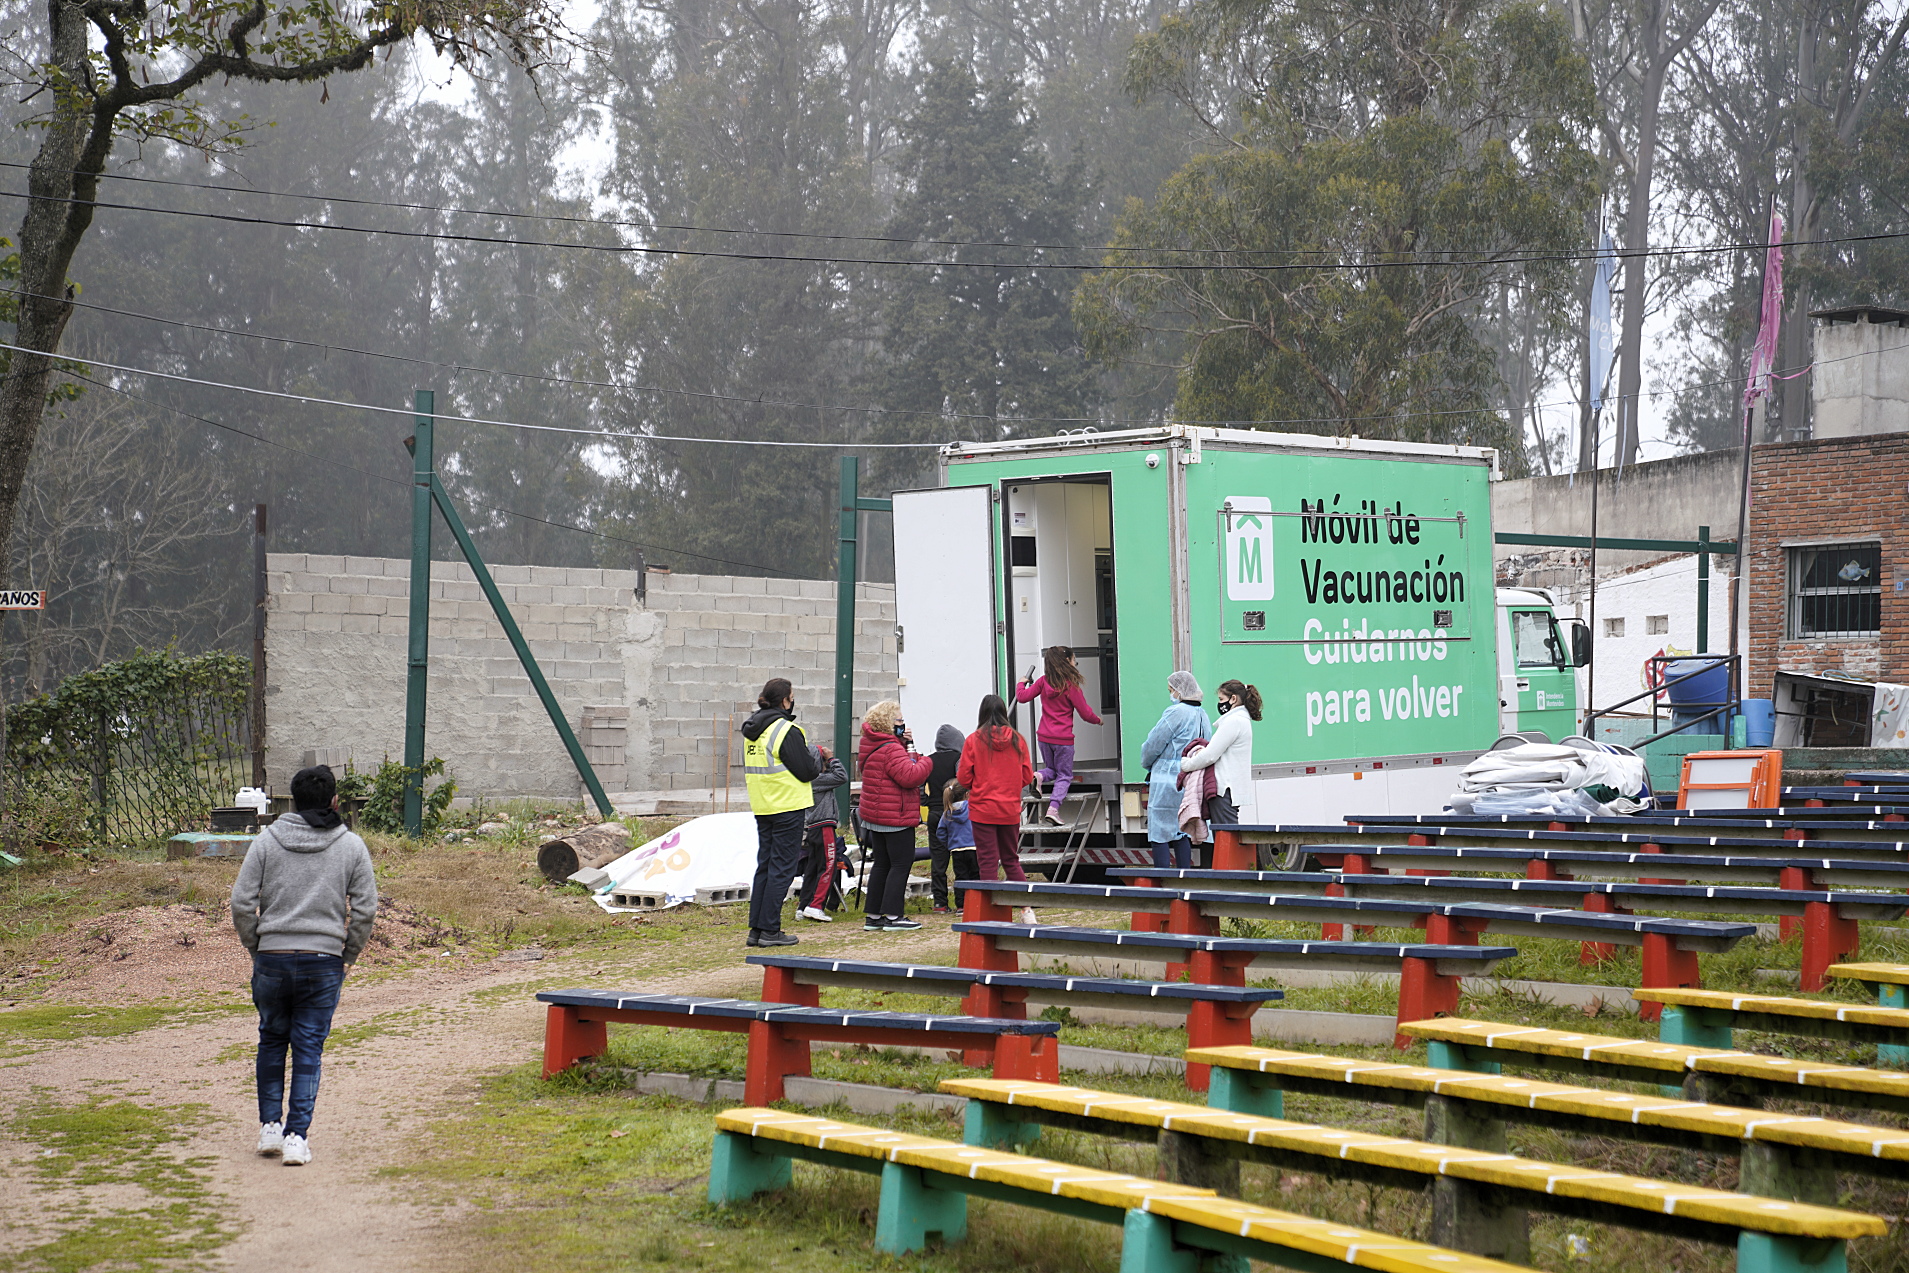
230, 764, 377, 1167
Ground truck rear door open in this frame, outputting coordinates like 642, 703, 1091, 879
893, 485, 998, 740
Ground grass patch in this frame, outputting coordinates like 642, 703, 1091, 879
5, 1091, 236, 1271
0, 1001, 244, 1058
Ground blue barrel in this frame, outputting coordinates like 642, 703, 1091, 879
1663, 657, 1732, 732
1738, 698, 1776, 747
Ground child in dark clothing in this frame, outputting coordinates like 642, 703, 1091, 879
938, 781, 978, 909
921, 724, 966, 912
796, 745, 848, 921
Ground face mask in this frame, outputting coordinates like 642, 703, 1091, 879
1218, 700, 1232, 713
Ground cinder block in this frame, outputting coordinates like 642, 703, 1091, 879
305, 613, 344, 633
798, 580, 834, 600
343, 556, 387, 577
265, 553, 308, 572
311, 593, 351, 614
305, 554, 347, 575
728, 576, 767, 596
491, 564, 534, 585
325, 573, 368, 595
753, 630, 787, 650
378, 616, 409, 636
365, 575, 408, 598
340, 613, 379, 634
280, 593, 314, 614
796, 616, 833, 635
717, 628, 751, 648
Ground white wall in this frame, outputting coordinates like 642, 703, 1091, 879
1551, 554, 1734, 718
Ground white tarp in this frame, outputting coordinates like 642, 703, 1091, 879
1874, 683, 1909, 747
1448, 742, 1649, 816
586, 812, 759, 913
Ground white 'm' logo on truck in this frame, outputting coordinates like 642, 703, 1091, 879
1224, 497, 1274, 601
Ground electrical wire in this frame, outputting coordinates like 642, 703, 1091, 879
0, 337, 948, 446
7, 182, 1896, 273
8, 158, 1904, 268
69, 371, 803, 577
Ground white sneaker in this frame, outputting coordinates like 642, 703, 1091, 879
797, 906, 833, 923
280, 1133, 311, 1166
1020, 907, 1038, 926
256, 1122, 284, 1156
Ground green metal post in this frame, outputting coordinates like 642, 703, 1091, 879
834, 456, 859, 825
401, 390, 434, 837
427, 475, 616, 818
1697, 526, 1711, 653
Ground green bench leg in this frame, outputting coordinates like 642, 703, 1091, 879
707, 1130, 792, 1205
1425, 1095, 1529, 1264
1738, 1142, 1838, 1207
1205, 1066, 1283, 1118
874, 1161, 967, 1254
1658, 1005, 1736, 1096
1878, 984, 1909, 1068
1736, 1232, 1846, 1273
964, 1098, 1040, 1150
1158, 1129, 1240, 1196
1120, 1210, 1253, 1273
1425, 1040, 1501, 1074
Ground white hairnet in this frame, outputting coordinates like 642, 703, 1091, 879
1168, 670, 1201, 700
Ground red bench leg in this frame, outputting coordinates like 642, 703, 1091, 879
760, 966, 821, 1006
744, 1020, 810, 1105
1778, 866, 1810, 942
1396, 956, 1461, 1048
1638, 843, 1683, 887
959, 888, 1020, 973
992, 1033, 1059, 1083
1165, 899, 1218, 981
542, 1004, 609, 1078
1801, 902, 1860, 992
1525, 859, 1573, 881
1638, 935, 1701, 1023
1188, 949, 1249, 988
1578, 893, 1626, 965
961, 984, 1027, 1068
1212, 829, 1255, 872
1184, 1000, 1255, 1091
1130, 876, 1167, 933
1423, 914, 1480, 946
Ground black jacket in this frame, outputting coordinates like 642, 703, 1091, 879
739, 707, 821, 784
921, 723, 966, 810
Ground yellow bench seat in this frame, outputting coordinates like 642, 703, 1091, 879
708, 1107, 1530, 1273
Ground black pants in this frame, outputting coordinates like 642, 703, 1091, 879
799, 824, 842, 911
749, 809, 807, 933
925, 810, 979, 908
862, 827, 917, 919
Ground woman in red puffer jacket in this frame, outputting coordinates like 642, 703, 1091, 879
856, 700, 935, 932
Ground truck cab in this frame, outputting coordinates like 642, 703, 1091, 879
1495, 587, 1590, 740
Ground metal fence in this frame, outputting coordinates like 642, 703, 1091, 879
5, 649, 251, 849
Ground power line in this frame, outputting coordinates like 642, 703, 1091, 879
8, 182, 1902, 273
71, 372, 800, 577
0, 338, 948, 447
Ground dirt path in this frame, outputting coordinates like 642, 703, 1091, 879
0, 913, 970, 1272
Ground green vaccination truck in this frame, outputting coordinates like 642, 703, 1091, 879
889, 425, 1590, 872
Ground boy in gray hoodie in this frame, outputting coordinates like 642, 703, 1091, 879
230, 764, 378, 1167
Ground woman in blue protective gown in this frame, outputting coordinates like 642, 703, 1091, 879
1139, 670, 1211, 869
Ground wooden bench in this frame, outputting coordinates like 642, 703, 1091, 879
943, 1078, 1884, 1272
1827, 963, 1909, 1065
746, 953, 1282, 1067
1220, 822, 1909, 865
950, 917, 1513, 1060
1352, 812, 1909, 839
1190, 1042, 1909, 1204
1115, 866, 1908, 989
534, 990, 1059, 1103
958, 878, 1754, 1021
708, 1107, 1533, 1272
1635, 987, 1909, 1060
1400, 1017, 1909, 1116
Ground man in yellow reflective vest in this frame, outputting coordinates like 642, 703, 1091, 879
741, 676, 821, 947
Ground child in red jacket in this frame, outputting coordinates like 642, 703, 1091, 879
956, 694, 1036, 894
1015, 645, 1101, 827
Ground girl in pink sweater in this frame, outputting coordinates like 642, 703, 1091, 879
1015, 646, 1102, 826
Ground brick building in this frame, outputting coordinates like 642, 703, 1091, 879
1745, 431, 1909, 697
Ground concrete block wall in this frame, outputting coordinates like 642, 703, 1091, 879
264, 555, 897, 800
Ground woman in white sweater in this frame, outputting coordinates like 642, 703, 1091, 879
1179, 679, 1261, 825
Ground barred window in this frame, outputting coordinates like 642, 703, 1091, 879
1788, 542, 1881, 638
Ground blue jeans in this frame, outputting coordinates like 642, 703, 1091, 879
252, 951, 346, 1137
1150, 836, 1193, 869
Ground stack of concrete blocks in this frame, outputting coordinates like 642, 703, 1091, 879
578, 706, 630, 794
263, 554, 897, 802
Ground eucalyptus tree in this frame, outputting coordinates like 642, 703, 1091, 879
1074, 0, 1599, 461
0, 0, 563, 584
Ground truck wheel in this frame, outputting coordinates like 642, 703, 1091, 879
1264, 842, 1310, 872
